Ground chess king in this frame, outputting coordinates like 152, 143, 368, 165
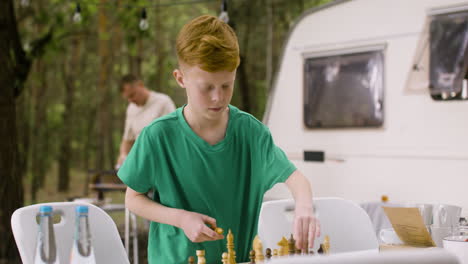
118, 14, 320, 263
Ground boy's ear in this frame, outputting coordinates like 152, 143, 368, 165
173, 69, 185, 89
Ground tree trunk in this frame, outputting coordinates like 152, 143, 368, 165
0, 0, 30, 261
266, 0, 273, 91
58, 36, 81, 192
154, 0, 168, 94
30, 59, 48, 203
97, 0, 110, 169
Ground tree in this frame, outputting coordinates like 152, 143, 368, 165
0, 0, 53, 261
0, 0, 30, 261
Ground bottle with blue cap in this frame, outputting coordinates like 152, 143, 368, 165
34, 205, 60, 264
70, 205, 96, 264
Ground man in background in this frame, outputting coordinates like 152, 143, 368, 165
115, 74, 176, 168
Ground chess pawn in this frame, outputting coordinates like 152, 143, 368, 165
317, 244, 324, 254
196, 250, 206, 264
265, 248, 272, 260
273, 249, 278, 258
249, 250, 256, 264
188, 256, 195, 264
253, 235, 265, 262
221, 252, 228, 264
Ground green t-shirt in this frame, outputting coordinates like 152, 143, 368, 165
118, 105, 296, 264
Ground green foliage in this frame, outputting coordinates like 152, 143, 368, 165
15, 0, 333, 199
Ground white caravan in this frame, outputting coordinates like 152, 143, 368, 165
264, 0, 468, 214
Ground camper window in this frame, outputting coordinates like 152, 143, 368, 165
429, 11, 468, 100
303, 51, 384, 128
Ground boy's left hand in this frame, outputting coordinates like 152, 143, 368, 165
294, 204, 320, 250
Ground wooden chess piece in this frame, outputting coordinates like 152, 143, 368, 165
273, 249, 278, 258
253, 235, 265, 262
215, 227, 224, 234
277, 237, 289, 256
249, 250, 256, 263
222, 252, 229, 264
323, 235, 330, 254
317, 244, 324, 254
265, 248, 272, 260
288, 234, 296, 255
188, 256, 195, 264
196, 250, 206, 264
227, 229, 236, 264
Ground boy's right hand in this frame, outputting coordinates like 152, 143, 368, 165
178, 210, 224, 243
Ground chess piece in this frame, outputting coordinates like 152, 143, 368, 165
196, 250, 206, 264
273, 249, 278, 258
277, 236, 289, 256
253, 235, 265, 262
288, 234, 296, 255
227, 229, 236, 264
249, 250, 256, 263
222, 252, 229, 264
323, 235, 330, 254
265, 248, 272, 260
295, 249, 302, 255
317, 244, 324, 254
188, 256, 195, 264
215, 227, 224, 235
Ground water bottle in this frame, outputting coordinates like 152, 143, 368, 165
34, 205, 60, 264
70, 205, 96, 264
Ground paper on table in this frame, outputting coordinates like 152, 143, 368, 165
383, 207, 436, 247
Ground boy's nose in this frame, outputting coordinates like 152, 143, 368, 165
211, 89, 222, 102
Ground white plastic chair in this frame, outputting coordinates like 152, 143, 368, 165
258, 197, 379, 253
11, 202, 130, 264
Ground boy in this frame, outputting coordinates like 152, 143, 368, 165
118, 15, 319, 263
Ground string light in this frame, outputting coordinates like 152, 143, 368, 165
139, 8, 149, 31
218, 0, 229, 23
73, 3, 82, 23
20, 0, 30, 7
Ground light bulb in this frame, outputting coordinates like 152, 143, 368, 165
73, 12, 82, 23
139, 8, 148, 31
219, 11, 229, 23
20, 0, 30, 7
139, 19, 148, 30
73, 3, 82, 23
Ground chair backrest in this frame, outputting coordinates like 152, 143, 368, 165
11, 202, 129, 264
258, 197, 379, 253
268, 248, 459, 264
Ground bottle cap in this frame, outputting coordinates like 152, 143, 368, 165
76, 205, 89, 214
39, 205, 52, 213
